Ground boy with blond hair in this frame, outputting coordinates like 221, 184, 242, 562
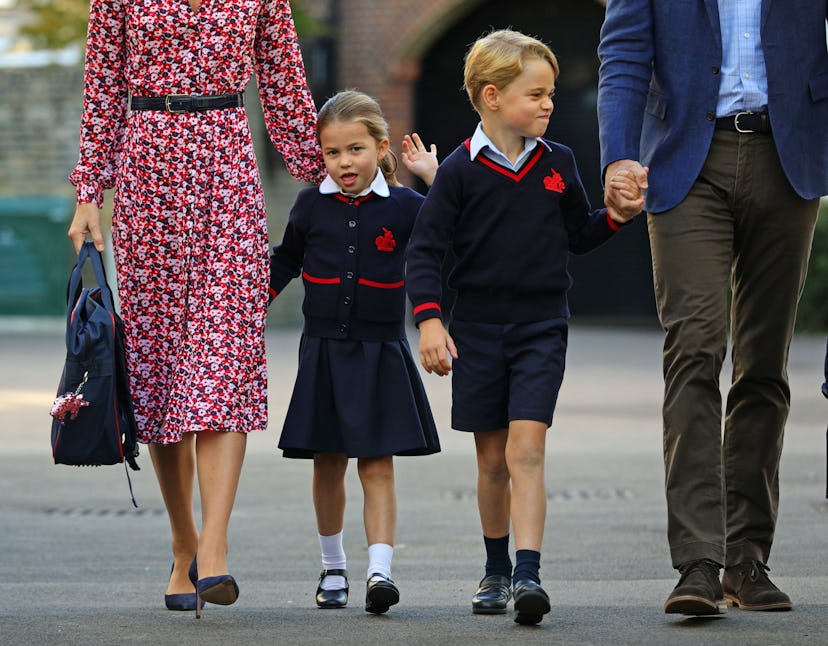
406, 29, 644, 625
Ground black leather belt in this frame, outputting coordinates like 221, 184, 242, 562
130, 93, 244, 114
715, 111, 771, 134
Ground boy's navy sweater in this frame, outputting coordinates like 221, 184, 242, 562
270, 185, 424, 341
406, 138, 625, 325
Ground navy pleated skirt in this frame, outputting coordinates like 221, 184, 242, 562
278, 335, 441, 459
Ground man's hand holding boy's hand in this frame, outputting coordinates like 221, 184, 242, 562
604, 159, 649, 223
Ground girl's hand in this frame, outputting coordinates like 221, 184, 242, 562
401, 133, 438, 186
68, 202, 105, 253
417, 318, 457, 377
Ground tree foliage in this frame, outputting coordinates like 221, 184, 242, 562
15, 0, 89, 49
14, 0, 320, 50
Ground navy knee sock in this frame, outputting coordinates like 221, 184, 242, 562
513, 549, 541, 584
483, 534, 512, 578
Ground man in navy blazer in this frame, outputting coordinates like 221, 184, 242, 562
598, 0, 828, 617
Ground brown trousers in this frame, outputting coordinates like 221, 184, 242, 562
647, 129, 819, 569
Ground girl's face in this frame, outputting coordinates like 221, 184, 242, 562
319, 120, 389, 195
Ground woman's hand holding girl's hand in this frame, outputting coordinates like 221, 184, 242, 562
401, 133, 438, 186
68, 202, 105, 253
417, 318, 457, 377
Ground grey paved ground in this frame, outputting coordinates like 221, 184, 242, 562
1, 325, 826, 645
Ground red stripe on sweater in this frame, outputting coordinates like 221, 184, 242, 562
413, 302, 441, 315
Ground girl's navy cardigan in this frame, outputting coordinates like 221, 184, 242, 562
270, 185, 425, 341
406, 138, 627, 325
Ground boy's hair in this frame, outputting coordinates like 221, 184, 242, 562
317, 90, 400, 186
463, 29, 559, 113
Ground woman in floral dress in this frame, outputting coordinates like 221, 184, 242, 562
67, 0, 324, 612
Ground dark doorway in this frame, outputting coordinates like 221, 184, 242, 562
414, 0, 657, 323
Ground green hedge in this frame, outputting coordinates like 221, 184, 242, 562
797, 198, 828, 331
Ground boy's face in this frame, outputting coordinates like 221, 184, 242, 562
490, 57, 556, 139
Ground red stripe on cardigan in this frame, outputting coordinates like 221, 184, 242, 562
358, 278, 404, 289
333, 192, 375, 206
302, 272, 341, 285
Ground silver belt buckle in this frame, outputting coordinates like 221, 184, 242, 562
734, 111, 755, 133
164, 94, 189, 114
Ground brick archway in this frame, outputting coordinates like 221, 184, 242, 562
335, 0, 607, 184
330, 0, 654, 321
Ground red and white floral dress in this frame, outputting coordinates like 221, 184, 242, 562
70, 0, 324, 444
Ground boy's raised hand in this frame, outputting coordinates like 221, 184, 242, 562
401, 133, 438, 186
606, 165, 649, 223
417, 318, 457, 377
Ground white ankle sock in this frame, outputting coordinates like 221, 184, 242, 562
367, 543, 393, 582
318, 532, 347, 590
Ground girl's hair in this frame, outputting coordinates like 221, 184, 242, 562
316, 90, 400, 186
463, 29, 559, 113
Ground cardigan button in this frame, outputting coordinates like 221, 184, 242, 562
346, 271, 354, 279
339, 323, 348, 333
343, 296, 352, 305
347, 245, 355, 253
348, 220, 357, 228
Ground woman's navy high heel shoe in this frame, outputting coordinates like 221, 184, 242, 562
164, 561, 197, 611
196, 574, 239, 618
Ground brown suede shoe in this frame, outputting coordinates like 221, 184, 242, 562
664, 559, 727, 615
722, 561, 792, 611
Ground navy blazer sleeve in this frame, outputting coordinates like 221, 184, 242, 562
598, 0, 828, 211
596, 0, 653, 178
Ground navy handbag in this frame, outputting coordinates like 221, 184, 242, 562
50, 242, 139, 502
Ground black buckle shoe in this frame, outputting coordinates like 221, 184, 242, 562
316, 569, 348, 609
664, 559, 726, 615
472, 574, 512, 614
723, 561, 792, 611
512, 579, 550, 625
365, 573, 399, 614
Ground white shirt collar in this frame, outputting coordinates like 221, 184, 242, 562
319, 169, 390, 198
469, 122, 549, 171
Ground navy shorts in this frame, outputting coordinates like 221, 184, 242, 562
449, 317, 568, 432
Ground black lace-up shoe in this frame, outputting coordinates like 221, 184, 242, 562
365, 573, 399, 614
512, 579, 550, 625
664, 559, 727, 615
723, 561, 792, 611
471, 575, 511, 614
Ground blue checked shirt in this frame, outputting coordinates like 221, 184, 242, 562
716, 0, 769, 117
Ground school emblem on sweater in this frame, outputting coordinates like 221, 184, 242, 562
375, 227, 397, 252
543, 169, 566, 193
